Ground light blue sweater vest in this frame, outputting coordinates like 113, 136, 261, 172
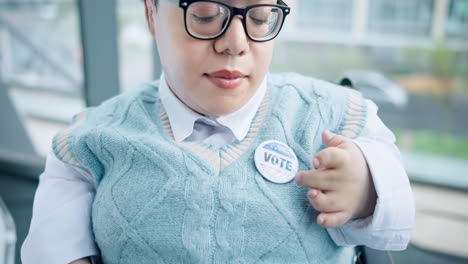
53, 73, 368, 264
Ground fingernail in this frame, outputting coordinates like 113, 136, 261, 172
313, 158, 320, 168
318, 216, 325, 225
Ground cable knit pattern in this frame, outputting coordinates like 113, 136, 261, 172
213, 164, 248, 263
181, 155, 215, 263
52, 73, 368, 263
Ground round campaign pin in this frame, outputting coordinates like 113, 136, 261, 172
254, 140, 299, 184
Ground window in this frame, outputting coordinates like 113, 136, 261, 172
446, 0, 468, 39
0, 0, 85, 156
297, 0, 353, 33
118, 0, 155, 92
368, 0, 434, 36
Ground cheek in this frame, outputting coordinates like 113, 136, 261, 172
252, 42, 274, 77
161, 34, 211, 78
259, 43, 275, 65
154, 8, 195, 72
180, 44, 211, 71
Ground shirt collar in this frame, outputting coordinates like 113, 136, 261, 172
159, 73, 267, 142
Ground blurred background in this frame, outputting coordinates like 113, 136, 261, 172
0, 0, 467, 263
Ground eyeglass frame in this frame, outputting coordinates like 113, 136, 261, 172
178, 0, 291, 42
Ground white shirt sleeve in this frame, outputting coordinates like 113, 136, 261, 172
21, 152, 98, 264
326, 100, 415, 250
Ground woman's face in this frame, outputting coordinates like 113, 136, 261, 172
145, 0, 275, 116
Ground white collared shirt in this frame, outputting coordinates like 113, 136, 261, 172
21, 75, 414, 264
159, 73, 267, 147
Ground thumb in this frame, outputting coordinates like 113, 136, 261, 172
322, 130, 347, 148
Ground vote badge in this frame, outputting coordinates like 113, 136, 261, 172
254, 140, 299, 184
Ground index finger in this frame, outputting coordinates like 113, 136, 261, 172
314, 147, 347, 169
295, 169, 339, 191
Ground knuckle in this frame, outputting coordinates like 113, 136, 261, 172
317, 148, 331, 162
307, 171, 325, 188
301, 171, 316, 187
323, 147, 349, 167
309, 197, 325, 212
313, 171, 326, 185
323, 147, 337, 160
328, 171, 341, 183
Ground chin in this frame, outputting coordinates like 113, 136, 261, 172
205, 102, 242, 117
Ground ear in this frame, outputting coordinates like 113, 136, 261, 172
144, 0, 156, 37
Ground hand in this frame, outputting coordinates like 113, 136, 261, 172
295, 130, 377, 228
69, 258, 91, 264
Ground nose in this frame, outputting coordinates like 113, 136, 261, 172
213, 16, 250, 56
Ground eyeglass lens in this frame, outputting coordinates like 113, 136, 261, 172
186, 2, 284, 41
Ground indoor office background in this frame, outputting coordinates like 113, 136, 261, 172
0, 0, 467, 263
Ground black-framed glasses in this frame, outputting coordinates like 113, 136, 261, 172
179, 0, 290, 42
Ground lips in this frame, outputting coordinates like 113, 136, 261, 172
205, 70, 247, 89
